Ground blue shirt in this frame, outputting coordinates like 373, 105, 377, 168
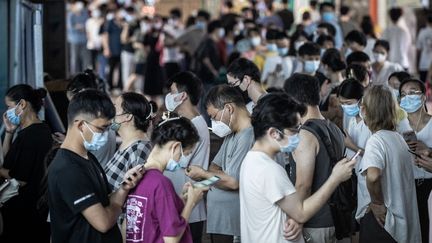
67, 11, 89, 44
103, 20, 123, 57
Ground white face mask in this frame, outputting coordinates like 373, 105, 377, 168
211, 108, 232, 138
373, 52, 386, 63
91, 9, 101, 18
75, 2, 84, 12
251, 36, 261, 47
165, 93, 183, 112
218, 28, 226, 38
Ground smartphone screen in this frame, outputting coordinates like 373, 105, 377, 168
194, 176, 220, 188
408, 149, 421, 157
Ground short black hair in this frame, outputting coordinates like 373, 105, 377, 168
197, 10, 211, 21
251, 93, 306, 139
6, 84, 47, 112
399, 78, 426, 95
374, 39, 390, 52
317, 22, 336, 37
337, 78, 364, 100
346, 51, 370, 65
316, 34, 335, 46
388, 71, 410, 82
151, 117, 199, 149
205, 84, 245, 110
298, 42, 320, 56
302, 11, 311, 21
389, 7, 403, 23
170, 8, 182, 19
340, 5, 350, 15
284, 73, 320, 106
167, 71, 203, 106
67, 70, 98, 95
321, 48, 346, 71
120, 92, 153, 133
346, 64, 368, 81
319, 2, 335, 12
345, 30, 367, 46
360, 16, 376, 38
67, 90, 115, 125
276, 30, 289, 40
266, 28, 279, 41
207, 20, 222, 34
227, 57, 261, 83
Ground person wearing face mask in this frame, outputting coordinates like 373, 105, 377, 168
321, 48, 346, 85
316, 35, 335, 55
387, 71, 411, 100
240, 92, 357, 243
163, 72, 210, 243
297, 42, 321, 76
343, 30, 367, 59
123, 117, 207, 243
185, 85, 254, 243
0, 85, 52, 243
371, 40, 403, 86
104, 93, 154, 191
120, 7, 140, 90
284, 74, 346, 243
86, 7, 104, 70
398, 78, 432, 243
262, 29, 286, 89
47, 90, 144, 243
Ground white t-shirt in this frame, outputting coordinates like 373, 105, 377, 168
358, 130, 421, 243
416, 26, 432, 71
372, 61, 403, 86
164, 115, 210, 223
408, 118, 432, 179
382, 25, 411, 68
240, 151, 304, 243
85, 18, 103, 50
364, 38, 376, 61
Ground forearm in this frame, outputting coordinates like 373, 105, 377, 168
366, 176, 384, 204
204, 170, 239, 190
107, 188, 129, 223
0, 168, 10, 179
102, 34, 110, 52
3, 133, 13, 156
203, 58, 217, 75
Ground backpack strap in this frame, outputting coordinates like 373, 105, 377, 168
302, 120, 338, 165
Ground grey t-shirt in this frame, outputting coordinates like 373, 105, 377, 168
206, 126, 254, 236
164, 115, 210, 223
92, 130, 117, 168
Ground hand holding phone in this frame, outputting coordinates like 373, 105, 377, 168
403, 131, 417, 142
408, 149, 421, 157
349, 150, 362, 161
193, 176, 220, 188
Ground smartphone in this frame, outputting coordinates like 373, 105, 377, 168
349, 150, 362, 161
193, 176, 220, 188
403, 131, 417, 142
121, 165, 145, 186
408, 149, 421, 157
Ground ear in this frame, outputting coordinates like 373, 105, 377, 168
18, 99, 26, 110
179, 91, 188, 102
125, 113, 134, 122
267, 127, 281, 140
225, 103, 235, 114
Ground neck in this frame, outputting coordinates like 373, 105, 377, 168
119, 127, 148, 149
408, 108, 427, 125
210, 34, 219, 42
251, 140, 278, 158
330, 71, 343, 84
232, 110, 252, 133
61, 131, 88, 159
300, 106, 324, 124
20, 112, 40, 129
248, 82, 267, 104
144, 149, 166, 172
176, 104, 200, 120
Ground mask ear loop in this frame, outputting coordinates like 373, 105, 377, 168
145, 103, 153, 120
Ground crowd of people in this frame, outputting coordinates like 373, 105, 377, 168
1, 0, 432, 243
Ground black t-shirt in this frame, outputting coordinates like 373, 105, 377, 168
122, 21, 139, 53
48, 149, 122, 243
3, 122, 52, 207
196, 37, 221, 83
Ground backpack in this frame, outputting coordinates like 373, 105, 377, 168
302, 120, 356, 240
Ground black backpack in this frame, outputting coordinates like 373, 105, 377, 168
303, 120, 357, 240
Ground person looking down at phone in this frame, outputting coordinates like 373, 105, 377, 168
163, 71, 211, 243
357, 85, 421, 243
0, 84, 52, 243
398, 78, 432, 243
185, 85, 256, 243
48, 90, 145, 243
123, 117, 208, 243
240, 92, 356, 243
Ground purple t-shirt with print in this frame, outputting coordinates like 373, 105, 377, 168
125, 169, 192, 243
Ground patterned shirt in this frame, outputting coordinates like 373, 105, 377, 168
104, 140, 152, 192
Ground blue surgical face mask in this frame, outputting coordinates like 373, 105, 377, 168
274, 130, 300, 153
304, 60, 320, 74
341, 103, 360, 117
278, 47, 289, 56
166, 144, 183, 172
81, 122, 109, 151
322, 12, 335, 22
196, 21, 206, 30
267, 43, 278, 52
6, 103, 22, 126
400, 94, 423, 113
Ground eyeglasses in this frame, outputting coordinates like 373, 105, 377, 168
277, 124, 302, 136
76, 120, 110, 133
228, 77, 243, 87
400, 90, 423, 99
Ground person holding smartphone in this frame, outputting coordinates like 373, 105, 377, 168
399, 78, 432, 243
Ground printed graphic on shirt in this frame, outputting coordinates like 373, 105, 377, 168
126, 195, 148, 242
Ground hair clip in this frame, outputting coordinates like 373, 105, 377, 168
158, 116, 181, 127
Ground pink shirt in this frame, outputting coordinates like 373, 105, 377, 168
125, 169, 192, 243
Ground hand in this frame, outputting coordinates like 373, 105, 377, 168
369, 203, 387, 227
283, 218, 302, 241
184, 182, 208, 206
185, 165, 207, 181
331, 158, 356, 183
120, 164, 145, 191
52, 132, 66, 144
3, 112, 17, 133
103, 49, 111, 58
343, 129, 356, 150
415, 150, 432, 172
407, 140, 428, 152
